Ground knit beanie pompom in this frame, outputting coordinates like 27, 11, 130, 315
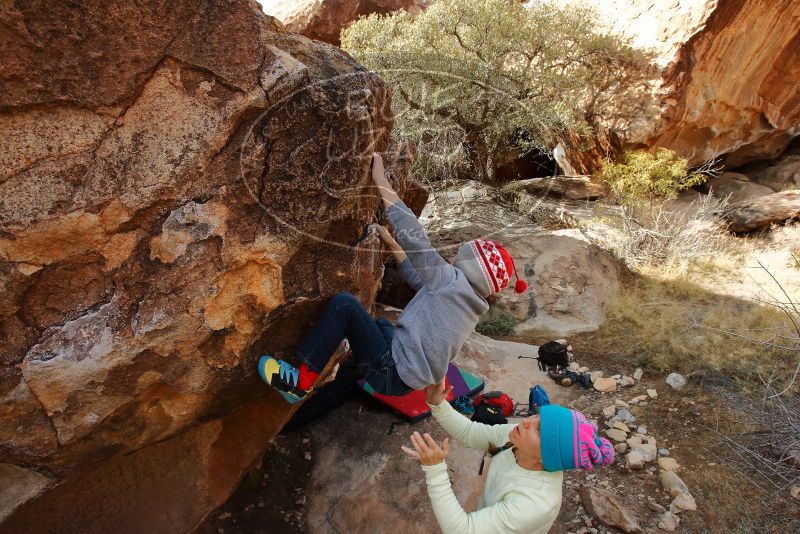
453, 238, 527, 297
539, 405, 615, 472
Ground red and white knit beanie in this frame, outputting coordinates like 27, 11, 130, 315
453, 238, 527, 297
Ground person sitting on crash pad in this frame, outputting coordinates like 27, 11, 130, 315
402, 381, 615, 534
258, 152, 527, 403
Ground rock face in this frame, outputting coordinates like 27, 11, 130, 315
651, 0, 800, 166
554, 0, 800, 168
750, 155, 800, 192
501, 176, 609, 201
706, 172, 774, 203
720, 190, 800, 232
260, 0, 428, 45
0, 0, 404, 530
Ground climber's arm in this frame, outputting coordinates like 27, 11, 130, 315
371, 152, 402, 208
373, 224, 423, 292
371, 154, 453, 288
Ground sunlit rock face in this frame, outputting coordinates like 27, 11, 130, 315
0, 0, 411, 530
549, 0, 800, 167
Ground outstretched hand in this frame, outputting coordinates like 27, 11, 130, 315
424, 380, 453, 406
401, 431, 450, 466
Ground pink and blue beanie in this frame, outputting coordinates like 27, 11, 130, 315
539, 404, 615, 471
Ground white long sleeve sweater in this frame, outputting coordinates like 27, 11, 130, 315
421, 402, 563, 534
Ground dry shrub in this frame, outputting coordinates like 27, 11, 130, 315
771, 222, 800, 261
597, 274, 792, 386
590, 246, 800, 385
708, 380, 800, 499
493, 187, 580, 229
591, 194, 735, 272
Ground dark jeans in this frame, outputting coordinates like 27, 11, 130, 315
297, 293, 412, 396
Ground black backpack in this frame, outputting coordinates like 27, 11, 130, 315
536, 341, 569, 372
471, 403, 508, 426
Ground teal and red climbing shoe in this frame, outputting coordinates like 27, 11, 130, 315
258, 356, 310, 404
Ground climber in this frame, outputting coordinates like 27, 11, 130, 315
402, 381, 615, 534
258, 152, 527, 403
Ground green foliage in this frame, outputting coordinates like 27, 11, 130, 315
597, 148, 706, 203
476, 313, 518, 336
342, 0, 656, 182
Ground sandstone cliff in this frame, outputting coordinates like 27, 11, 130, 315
555, 0, 800, 168
0, 0, 407, 531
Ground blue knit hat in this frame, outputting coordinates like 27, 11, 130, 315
539, 404, 615, 471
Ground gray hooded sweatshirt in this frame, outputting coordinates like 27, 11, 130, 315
386, 200, 489, 390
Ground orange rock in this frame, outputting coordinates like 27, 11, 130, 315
0, 0, 419, 529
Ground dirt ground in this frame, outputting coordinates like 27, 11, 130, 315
549, 332, 800, 534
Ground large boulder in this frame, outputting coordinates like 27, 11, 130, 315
0, 0, 405, 530
550, 0, 800, 168
720, 190, 800, 233
421, 182, 620, 337
749, 155, 800, 192
260, 0, 428, 45
706, 172, 774, 203
502, 175, 609, 201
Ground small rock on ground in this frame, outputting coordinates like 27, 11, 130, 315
659, 470, 690, 497
658, 511, 680, 532
580, 487, 643, 534
626, 450, 645, 470
619, 376, 635, 387
631, 443, 657, 463
594, 377, 617, 392
606, 429, 628, 442
613, 422, 630, 433
666, 373, 686, 389
658, 458, 680, 472
670, 492, 697, 513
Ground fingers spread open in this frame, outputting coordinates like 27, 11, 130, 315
423, 433, 440, 450
401, 445, 420, 460
412, 432, 430, 453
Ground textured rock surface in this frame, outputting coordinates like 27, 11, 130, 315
580, 486, 643, 534
750, 155, 800, 192
0, 0, 407, 530
501, 176, 609, 201
0, 464, 51, 523
1, 397, 301, 534
553, 0, 800, 167
260, 0, 428, 45
651, 0, 800, 166
421, 182, 619, 336
720, 190, 800, 232
706, 172, 774, 203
